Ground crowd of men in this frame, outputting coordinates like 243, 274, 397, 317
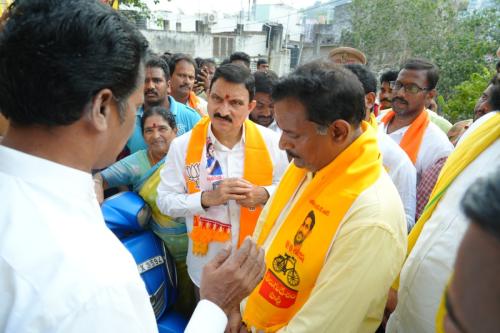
1, 1, 499, 333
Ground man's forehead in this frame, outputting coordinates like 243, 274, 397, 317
174, 60, 195, 73
398, 69, 428, 84
211, 79, 249, 100
146, 66, 166, 78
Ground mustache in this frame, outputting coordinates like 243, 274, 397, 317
392, 97, 408, 105
180, 83, 191, 89
214, 113, 232, 123
286, 150, 299, 159
145, 89, 157, 95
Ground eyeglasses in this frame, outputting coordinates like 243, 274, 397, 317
390, 81, 429, 94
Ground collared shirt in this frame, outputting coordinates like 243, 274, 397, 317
242, 171, 407, 332
386, 112, 500, 333
267, 120, 282, 135
156, 123, 288, 286
127, 96, 202, 154
377, 130, 417, 231
0, 146, 157, 333
379, 112, 453, 180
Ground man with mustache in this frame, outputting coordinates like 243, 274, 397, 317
345, 64, 416, 232
169, 53, 208, 116
249, 70, 281, 133
126, 55, 201, 154
239, 60, 406, 332
156, 64, 287, 315
378, 70, 399, 111
378, 59, 453, 182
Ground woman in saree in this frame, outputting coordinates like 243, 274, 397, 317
93, 106, 196, 316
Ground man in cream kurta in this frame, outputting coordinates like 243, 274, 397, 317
157, 64, 287, 287
386, 111, 500, 333
240, 61, 407, 332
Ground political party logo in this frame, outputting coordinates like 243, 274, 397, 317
259, 210, 316, 308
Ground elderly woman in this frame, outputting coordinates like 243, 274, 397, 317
94, 106, 195, 316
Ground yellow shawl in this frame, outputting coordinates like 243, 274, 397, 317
243, 122, 382, 332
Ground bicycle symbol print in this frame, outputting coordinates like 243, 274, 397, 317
272, 253, 300, 287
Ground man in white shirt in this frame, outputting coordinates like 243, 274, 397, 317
378, 59, 453, 182
0, 2, 266, 332
0, 1, 157, 332
157, 64, 287, 290
249, 70, 281, 134
346, 64, 417, 231
444, 169, 500, 333
386, 110, 500, 332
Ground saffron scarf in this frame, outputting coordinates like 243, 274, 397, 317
185, 116, 273, 255
392, 112, 500, 292
188, 91, 205, 117
381, 108, 430, 165
242, 122, 382, 332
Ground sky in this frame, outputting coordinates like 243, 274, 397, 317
147, 0, 321, 14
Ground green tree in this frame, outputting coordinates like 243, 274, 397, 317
340, 0, 499, 120
440, 66, 495, 122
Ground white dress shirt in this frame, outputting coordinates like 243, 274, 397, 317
379, 111, 453, 180
156, 123, 288, 286
184, 300, 227, 333
377, 131, 417, 231
267, 120, 282, 135
386, 112, 500, 333
0, 146, 158, 333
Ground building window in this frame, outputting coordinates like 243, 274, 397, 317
213, 36, 235, 58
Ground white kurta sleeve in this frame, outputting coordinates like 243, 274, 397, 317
184, 300, 228, 333
156, 136, 206, 218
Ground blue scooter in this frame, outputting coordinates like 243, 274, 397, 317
101, 191, 188, 332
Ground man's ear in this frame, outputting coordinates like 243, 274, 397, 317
248, 99, 257, 113
167, 80, 172, 95
365, 92, 376, 111
329, 119, 350, 143
89, 88, 114, 132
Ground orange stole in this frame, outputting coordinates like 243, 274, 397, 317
381, 109, 430, 165
242, 122, 383, 332
188, 91, 205, 117
185, 117, 273, 254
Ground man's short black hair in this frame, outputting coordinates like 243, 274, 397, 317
488, 74, 500, 111
380, 70, 399, 84
168, 53, 197, 76
272, 60, 365, 127
140, 106, 176, 134
257, 58, 268, 66
201, 58, 217, 68
146, 55, 171, 80
0, 0, 148, 126
209, 64, 255, 101
254, 70, 278, 95
229, 52, 251, 68
344, 64, 377, 94
462, 168, 500, 241
401, 58, 439, 90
